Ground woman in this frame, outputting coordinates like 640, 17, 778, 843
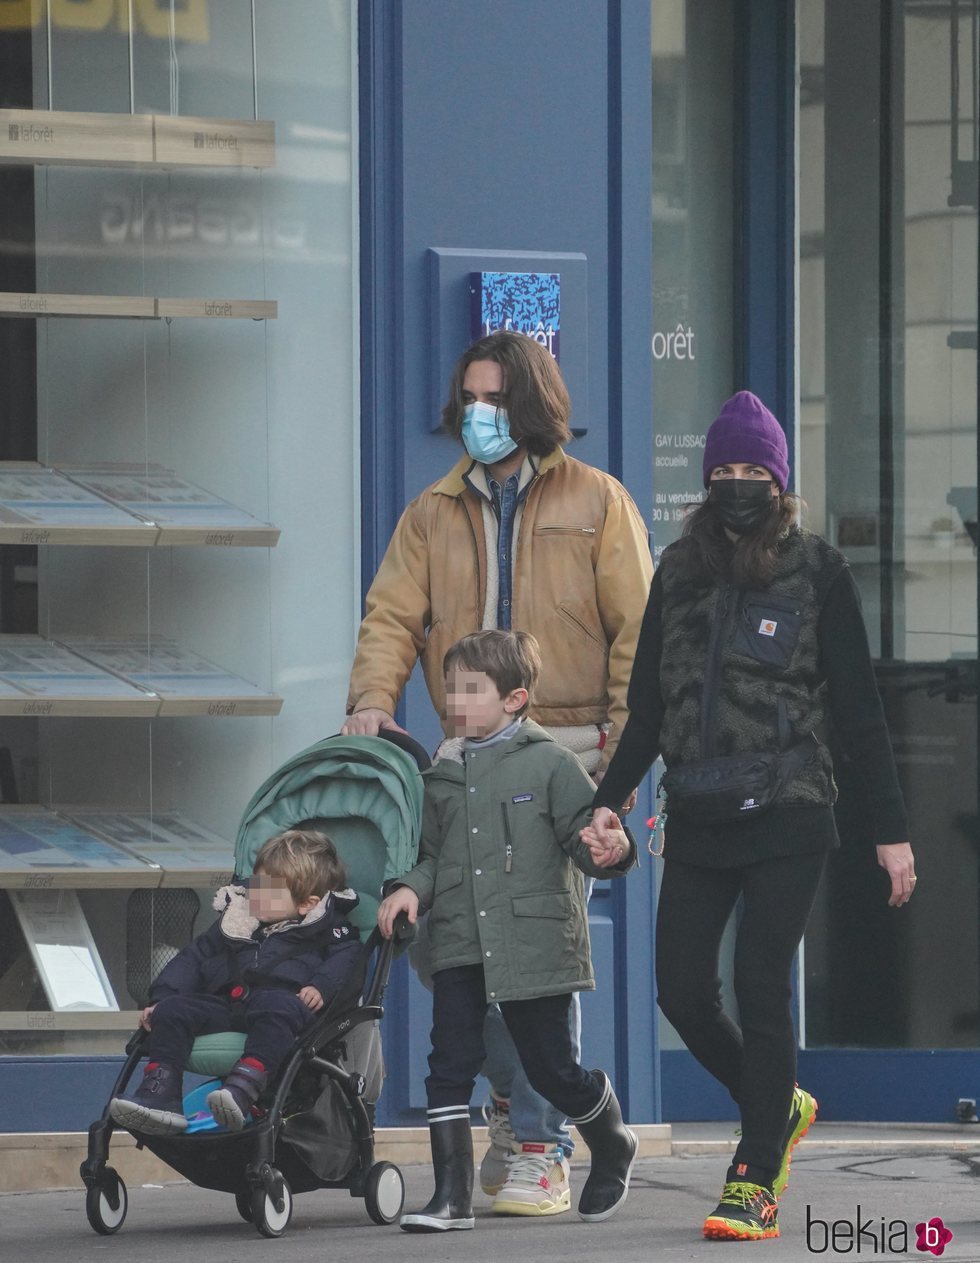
591, 390, 916, 1242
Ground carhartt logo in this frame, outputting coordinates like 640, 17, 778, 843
759, 619, 777, 636
915, 1219, 952, 1256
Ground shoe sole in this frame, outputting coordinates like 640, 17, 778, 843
492, 1189, 571, 1216
206, 1088, 246, 1131
704, 1217, 780, 1241
400, 1215, 475, 1232
773, 1092, 818, 1198
578, 1128, 638, 1223
109, 1098, 187, 1136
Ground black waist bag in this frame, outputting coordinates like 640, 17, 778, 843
659, 737, 818, 826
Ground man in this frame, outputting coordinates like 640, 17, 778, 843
344, 329, 651, 1217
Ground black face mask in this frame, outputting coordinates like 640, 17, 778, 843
708, 478, 776, 534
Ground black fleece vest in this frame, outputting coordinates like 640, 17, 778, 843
657, 529, 848, 807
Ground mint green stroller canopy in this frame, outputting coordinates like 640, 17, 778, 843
234, 734, 425, 935
190, 733, 425, 1078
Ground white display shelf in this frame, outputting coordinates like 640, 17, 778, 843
4, 463, 281, 548
0, 1011, 140, 1031
0, 293, 277, 320
0, 635, 283, 717
0, 108, 274, 169
0, 806, 235, 890
62, 637, 284, 717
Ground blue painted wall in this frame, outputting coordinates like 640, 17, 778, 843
358, 0, 658, 1125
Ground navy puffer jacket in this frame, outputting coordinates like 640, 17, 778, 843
148, 885, 361, 1004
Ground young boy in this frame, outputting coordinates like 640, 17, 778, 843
110, 829, 360, 1135
377, 629, 637, 1233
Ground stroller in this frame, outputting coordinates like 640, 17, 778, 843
80, 730, 429, 1238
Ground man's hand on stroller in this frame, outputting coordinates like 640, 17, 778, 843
298, 986, 324, 1012
378, 886, 419, 938
341, 708, 408, 737
139, 1004, 156, 1031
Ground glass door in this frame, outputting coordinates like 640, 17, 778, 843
800, 0, 979, 1063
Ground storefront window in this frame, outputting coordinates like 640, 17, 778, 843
651, 0, 735, 561
652, 0, 737, 1054
799, 0, 979, 1049
0, 1, 357, 1060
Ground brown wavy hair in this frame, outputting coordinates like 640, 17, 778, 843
254, 830, 346, 903
441, 330, 572, 457
681, 491, 804, 589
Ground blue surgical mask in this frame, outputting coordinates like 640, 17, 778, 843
460, 401, 518, 465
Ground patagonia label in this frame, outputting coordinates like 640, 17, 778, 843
758, 619, 777, 637
512, 793, 534, 803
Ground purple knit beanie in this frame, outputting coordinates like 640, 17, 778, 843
702, 391, 789, 491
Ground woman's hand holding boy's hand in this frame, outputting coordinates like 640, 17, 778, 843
581, 813, 630, 867
378, 886, 419, 938
299, 986, 324, 1012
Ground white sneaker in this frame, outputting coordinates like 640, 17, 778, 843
479, 1097, 519, 1195
491, 1143, 571, 1216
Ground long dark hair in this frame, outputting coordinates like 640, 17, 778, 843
681, 491, 804, 589
441, 331, 572, 456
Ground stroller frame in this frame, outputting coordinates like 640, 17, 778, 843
81, 915, 414, 1237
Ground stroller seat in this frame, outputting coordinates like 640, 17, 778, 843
82, 731, 428, 1239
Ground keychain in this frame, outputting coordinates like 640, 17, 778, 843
647, 812, 665, 857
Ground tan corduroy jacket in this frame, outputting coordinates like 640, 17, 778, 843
345, 446, 653, 769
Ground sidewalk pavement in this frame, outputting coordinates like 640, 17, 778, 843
3, 1123, 980, 1262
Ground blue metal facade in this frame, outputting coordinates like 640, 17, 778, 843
358, 0, 658, 1127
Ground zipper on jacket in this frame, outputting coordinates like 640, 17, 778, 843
501, 802, 514, 872
700, 581, 734, 758
534, 524, 596, 535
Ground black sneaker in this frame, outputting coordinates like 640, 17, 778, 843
703, 1180, 779, 1241
109, 1061, 187, 1135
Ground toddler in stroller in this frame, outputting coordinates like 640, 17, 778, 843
81, 730, 428, 1238
109, 828, 361, 1136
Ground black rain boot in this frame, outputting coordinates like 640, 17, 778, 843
109, 1061, 187, 1136
572, 1070, 638, 1223
400, 1115, 475, 1232
206, 1057, 269, 1131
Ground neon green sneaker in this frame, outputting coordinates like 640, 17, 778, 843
773, 1086, 817, 1198
703, 1181, 779, 1241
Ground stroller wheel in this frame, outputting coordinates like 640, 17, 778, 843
364, 1162, 405, 1225
234, 1188, 253, 1223
85, 1170, 128, 1235
251, 1169, 293, 1238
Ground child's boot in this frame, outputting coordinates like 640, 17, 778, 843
400, 1114, 475, 1232
109, 1061, 187, 1135
206, 1056, 268, 1131
571, 1070, 638, 1223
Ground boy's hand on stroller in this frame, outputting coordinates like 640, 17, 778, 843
139, 1005, 155, 1031
341, 708, 408, 737
378, 886, 419, 938
298, 986, 324, 1012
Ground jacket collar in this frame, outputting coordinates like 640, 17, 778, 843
213, 885, 359, 942
432, 446, 565, 498
425, 719, 555, 784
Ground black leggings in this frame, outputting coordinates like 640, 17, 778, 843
655, 851, 826, 1178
